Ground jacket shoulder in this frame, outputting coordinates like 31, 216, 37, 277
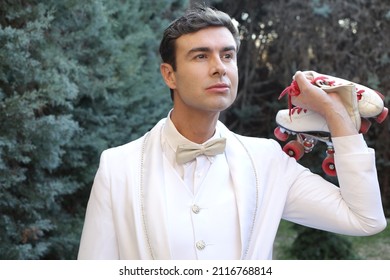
233, 133, 282, 153
101, 136, 145, 162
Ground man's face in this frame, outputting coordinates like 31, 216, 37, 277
165, 26, 239, 114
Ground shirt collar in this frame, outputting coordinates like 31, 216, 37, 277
163, 109, 221, 153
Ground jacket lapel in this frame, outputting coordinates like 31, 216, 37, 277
141, 119, 172, 259
219, 122, 259, 259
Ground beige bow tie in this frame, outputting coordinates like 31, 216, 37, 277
176, 138, 227, 164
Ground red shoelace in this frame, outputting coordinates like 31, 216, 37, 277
278, 76, 335, 117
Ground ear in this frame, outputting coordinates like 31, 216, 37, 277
160, 63, 176, 90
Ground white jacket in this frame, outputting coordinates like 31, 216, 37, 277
78, 118, 386, 259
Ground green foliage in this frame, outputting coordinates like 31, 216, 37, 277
288, 225, 358, 260
1, 0, 188, 259
311, 0, 332, 18
0, 0, 80, 259
2, 0, 389, 260
274, 219, 390, 259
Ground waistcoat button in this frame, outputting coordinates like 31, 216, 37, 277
196, 240, 206, 250
192, 204, 200, 214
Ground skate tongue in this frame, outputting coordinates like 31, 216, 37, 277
312, 75, 336, 87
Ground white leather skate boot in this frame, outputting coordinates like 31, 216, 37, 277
275, 108, 330, 134
302, 70, 388, 122
278, 73, 362, 133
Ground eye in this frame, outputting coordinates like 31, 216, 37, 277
223, 54, 232, 59
194, 53, 207, 60
222, 52, 235, 61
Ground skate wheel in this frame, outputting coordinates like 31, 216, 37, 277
283, 140, 304, 160
322, 154, 337, 177
375, 107, 388, 123
274, 127, 289, 141
359, 118, 372, 134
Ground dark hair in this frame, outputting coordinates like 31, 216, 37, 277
159, 5, 240, 71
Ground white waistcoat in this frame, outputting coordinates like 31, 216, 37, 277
163, 152, 241, 259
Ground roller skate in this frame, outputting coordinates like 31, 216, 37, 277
279, 71, 388, 132
275, 71, 388, 176
275, 108, 337, 176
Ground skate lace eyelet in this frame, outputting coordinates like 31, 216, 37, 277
291, 107, 307, 115
356, 89, 364, 100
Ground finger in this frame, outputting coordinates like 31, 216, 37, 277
293, 71, 311, 91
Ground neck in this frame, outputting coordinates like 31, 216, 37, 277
170, 108, 220, 144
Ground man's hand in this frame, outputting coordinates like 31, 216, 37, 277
292, 71, 359, 137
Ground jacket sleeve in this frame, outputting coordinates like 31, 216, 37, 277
77, 150, 119, 259
282, 134, 387, 236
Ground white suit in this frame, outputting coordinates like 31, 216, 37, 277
78, 118, 386, 259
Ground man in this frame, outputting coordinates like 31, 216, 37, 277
77, 6, 386, 260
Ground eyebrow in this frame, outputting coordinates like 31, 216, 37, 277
186, 45, 236, 57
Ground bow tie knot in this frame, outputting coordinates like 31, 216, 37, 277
176, 138, 226, 164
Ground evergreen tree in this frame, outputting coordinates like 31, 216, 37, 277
0, 0, 188, 259
0, 0, 80, 259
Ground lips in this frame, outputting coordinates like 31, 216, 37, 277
206, 82, 230, 92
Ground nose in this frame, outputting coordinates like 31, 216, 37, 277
210, 55, 227, 77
